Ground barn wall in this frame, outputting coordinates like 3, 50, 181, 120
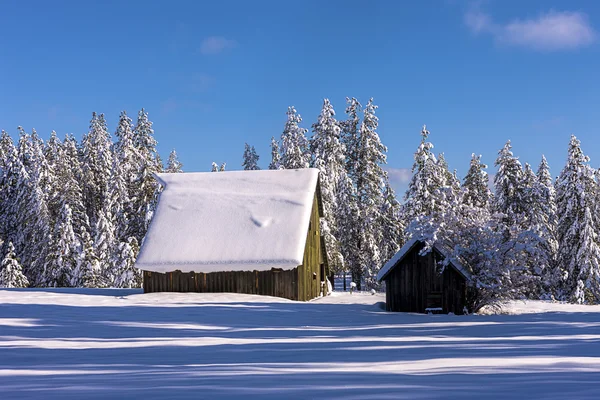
143, 268, 300, 300
142, 190, 328, 302
297, 191, 327, 301
384, 243, 466, 314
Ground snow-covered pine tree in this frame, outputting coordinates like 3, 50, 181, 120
310, 99, 347, 273
211, 162, 219, 172
340, 97, 361, 184
112, 237, 141, 288
131, 109, 162, 244
93, 207, 118, 285
0, 241, 29, 288
555, 135, 600, 303
166, 149, 183, 173
492, 142, 542, 297
354, 98, 388, 289
0, 131, 21, 243
378, 174, 403, 263
44, 131, 63, 223
268, 136, 281, 170
462, 153, 491, 209
242, 143, 261, 170
73, 230, 102, 288
81, 113, 114, 229
493, 141, 525, 228
44, 204, 80, 287
280, 107, 310, 169
334, 98, 362, 284
534, 156, 559, 295
336, 171, 358, 286
219, 162, 226, 171
61, 135, 91, 239
516, 162, 546, 297
403, 125, 447, 227
113, 111, 137, 232
107, 155, 131, 244
13, 128, 52, 286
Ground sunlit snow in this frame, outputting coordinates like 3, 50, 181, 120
1, 289, 600, 399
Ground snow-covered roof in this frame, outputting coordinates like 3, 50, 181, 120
376, 237, 471, 282
136, 168, 320, 273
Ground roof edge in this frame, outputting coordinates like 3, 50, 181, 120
377, 238, 472, 282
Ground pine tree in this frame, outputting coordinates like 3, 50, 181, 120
60, 135, 90, 239
493, 141, 525, 228
131, 109, 162, 244
555, 135, 600, 303
280, 107, 310, 169
112, 237, 141, 288
0, 242, 29, 288
0, 131, 21, 243
535, 157, 558, 264
81, 113, 114, 228
114, 111, 137, 228
107, 156, 131, 243
462, 153, 491, 209
45, 204, 80, 287
354, 98, 388, 289
73, 230, 102, 288
403, 125, 447, 226
44, 131, 63, 223
166, 149, 183, 173
13, 128, 51, 286
268, 137, 281, 170
341, 97, 361, 183
492, 142, 542, 297
242, 143, 260, 170
93, 207, 117, 285
219, 162, 226, 171
378, 175, 403, 263
310, 99, 347, 273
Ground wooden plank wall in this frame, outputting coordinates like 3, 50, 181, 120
143, 268, 299, 300
297, 192, 326, 301
384, 243, 466, 314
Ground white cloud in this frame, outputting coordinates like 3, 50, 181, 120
199, 36, 237, 55
385, 167, 412, 197
465, 9, 596, 51
386, 167, 412, 184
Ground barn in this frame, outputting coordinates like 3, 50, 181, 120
377, 238, 471, 314
136, 168, 329, 301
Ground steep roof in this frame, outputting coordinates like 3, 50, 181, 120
376, 237, 472, 282
136, 168, 320, 273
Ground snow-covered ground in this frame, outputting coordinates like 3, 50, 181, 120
1, 290, 600, 399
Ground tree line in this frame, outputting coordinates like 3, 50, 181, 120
0, 109, 183, 288
2, 99, 599, 309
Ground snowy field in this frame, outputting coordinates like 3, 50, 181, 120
1, 290, 600, 399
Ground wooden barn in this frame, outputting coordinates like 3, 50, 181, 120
136, 168, 329, 301
377, 238, 471, 314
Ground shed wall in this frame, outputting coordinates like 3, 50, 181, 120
384, 242, 466, 314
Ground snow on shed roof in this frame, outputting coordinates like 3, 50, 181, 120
136, 168, 320, 273
376, 237, 472, 282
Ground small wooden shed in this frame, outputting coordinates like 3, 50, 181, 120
377, 238, 470, 314
136, 168, 329, 301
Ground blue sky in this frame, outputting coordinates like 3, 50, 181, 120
1, 0, 600, 195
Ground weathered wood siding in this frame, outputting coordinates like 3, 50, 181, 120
142, 190, 328, 301
384, 242, 466, 314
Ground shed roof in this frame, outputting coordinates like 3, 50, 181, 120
136, 168, 320, 273
376, 237, 472, 282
